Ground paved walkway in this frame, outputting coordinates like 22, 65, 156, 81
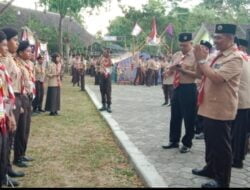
88, 82, 250, 188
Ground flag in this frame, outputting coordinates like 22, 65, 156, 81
165, 23, 174, 38
21, 29, 28, 41
147, 17, 160, 45
131, 23, 142, 36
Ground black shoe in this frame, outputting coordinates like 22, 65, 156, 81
21, 156, 34, 162
99, 105, 107, 111
232, 161, 243, 169
180, 145, 191, 153
49, 112, 56, 116
55, 111, 59, 115
38, 109, 45, 113
107, 107, 112, 113
3, 175, 20, 187
162, 142, 179, 149
195, 133, 205, 140
192, 168, 214, 178
13, 160, 29, 168
8, 170, 25, 178
162, 102, 168, 106
201, 180, 221, 188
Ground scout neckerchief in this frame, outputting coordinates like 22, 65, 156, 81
0, 64, 15, 135
102, 57, 112, 78
20, 60, 36, 99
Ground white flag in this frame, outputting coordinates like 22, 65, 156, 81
131, 23, 142, 36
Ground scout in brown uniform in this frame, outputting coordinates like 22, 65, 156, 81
162, 33, 199, 153
2, 28, 27, 187
162, 57, 174, 106
192, 24, 243, 188
14, 41, 35, 168
78, 56, 86, 91
99, 50, 113, 113
33, 55, 46, 112
0, 31, 18, 187
194, 40, 213, 140
145, 57, 155, 86
72, 54, 80, 87
153, 57, 160, 86
45, 53, 62, 116
133, 55, 144, 85
231, 38, 250, 168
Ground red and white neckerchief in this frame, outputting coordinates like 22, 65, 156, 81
102, 57, 112, 78
23, 62, 36, 99
55, 63, 61, 87
173, 55, 185, 88
0, 64, 15, 135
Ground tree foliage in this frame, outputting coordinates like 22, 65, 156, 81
39, 0, 107, 55
108, 0, 250, 55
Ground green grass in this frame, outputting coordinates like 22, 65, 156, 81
15, 75, 143, 188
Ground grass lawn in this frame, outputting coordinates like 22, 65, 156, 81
16, 75, 143, 188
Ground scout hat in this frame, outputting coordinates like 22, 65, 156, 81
179, 33, 192, 42
200, 40, 212, 50
215, 24, 237, 35
1, 28, 18, 41
238, 38, 249, 48
17, 41, 30, 53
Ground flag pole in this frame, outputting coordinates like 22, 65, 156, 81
170, 37, 174, 54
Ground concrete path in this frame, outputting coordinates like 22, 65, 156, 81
87, 82, 250, 188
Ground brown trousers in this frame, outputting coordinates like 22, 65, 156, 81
203, 117, 232, 188
14, 95, 32, 162
0, 132, 8, 187
7, 94, 22, 172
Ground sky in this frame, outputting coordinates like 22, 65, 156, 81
11, 0, 201, 36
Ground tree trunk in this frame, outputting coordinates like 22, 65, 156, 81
58, 15, 64, 56
65, 42, 70, 73
0, 0, 15, 15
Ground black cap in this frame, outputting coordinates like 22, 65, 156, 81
200, 40, 212, 50
1, 28, 18, 41
17, 41, 30, 53
215, 24, 237, 35
238, 38, 248, 48
0, 31, 7, 42
179, 33, 192, 42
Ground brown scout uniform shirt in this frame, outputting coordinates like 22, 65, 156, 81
1, 53, 22, 93
198, 45, 244, 121
35, 64, 46, 82
238, 52, 250, 109
46, 63, 62, 87
172, 49, 197, 84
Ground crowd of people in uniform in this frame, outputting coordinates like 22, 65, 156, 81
1, 22, 249, 188
0, 27, 62, 187
158, 24, 249, 188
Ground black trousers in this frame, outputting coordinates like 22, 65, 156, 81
146, 69, 154, 86
154, 70, 159, 86
95, 72, 100, 85
7, 94, 22, 173
99, 74, 112, 106
80, 72, 85, 91
14, 95, 32, 162
33, 81, 44, 110
134, 68, 144, 85
202, 117, 232, 188
169, 84, 197, 148
0, 132, 8, 187
231, 109, 250, 163
162, 84, 173, 104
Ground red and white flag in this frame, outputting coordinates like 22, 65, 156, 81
147, 17, 160, 45
131, 23, 142, 36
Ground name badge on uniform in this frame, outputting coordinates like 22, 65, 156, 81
213, 64, 222, 69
